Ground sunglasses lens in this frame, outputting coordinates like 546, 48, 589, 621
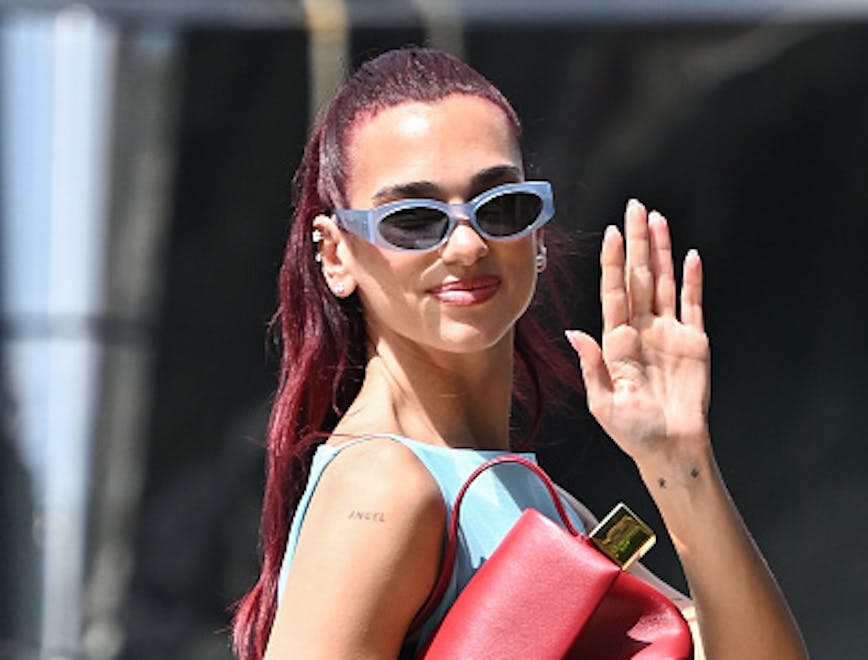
379, 206, 449, 250
476, 191, 542, 237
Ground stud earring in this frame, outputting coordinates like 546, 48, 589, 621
333, 282, 346, 296
535, 244, 548, 273
312, 229, 324, 262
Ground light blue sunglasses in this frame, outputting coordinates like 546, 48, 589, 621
332, 180, 554, 252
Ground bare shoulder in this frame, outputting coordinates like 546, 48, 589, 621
266, 437, 444, 658
318, 437, 444, 516
295, 436, 445, 574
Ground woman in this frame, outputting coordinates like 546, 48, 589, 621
233, 47, 806, 659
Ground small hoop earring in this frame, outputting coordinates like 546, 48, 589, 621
333, 282, 346, 296
535, 244, 548, 273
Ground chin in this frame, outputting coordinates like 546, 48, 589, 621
432, 322, 515, 355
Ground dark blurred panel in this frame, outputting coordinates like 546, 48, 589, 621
351, 25, 428, 68
125, 29, 309, 660
470, 22, 868, 657
1, 402, 40, 657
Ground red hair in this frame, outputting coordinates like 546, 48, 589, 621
232, 48, 579, 659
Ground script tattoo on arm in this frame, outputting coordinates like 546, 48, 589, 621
347, 510, 386, 522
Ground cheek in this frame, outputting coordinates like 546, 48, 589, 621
350, 241, 427, 300
504, 240, 538, 279
503, 242, 540, 311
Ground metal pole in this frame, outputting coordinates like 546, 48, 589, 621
1, 8, 178, 658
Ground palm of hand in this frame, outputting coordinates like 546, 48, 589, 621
568, 200, 711, 465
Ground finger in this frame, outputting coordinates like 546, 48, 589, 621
565, 330, 613, 410
600, 225, 628, 334
680, 249, 705, 331
648, 211, 676, 317
624, 199, 654, 319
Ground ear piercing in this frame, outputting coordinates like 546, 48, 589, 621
535, 244, 548, 273
314, 229, 347, 296
312, 229, 324, 262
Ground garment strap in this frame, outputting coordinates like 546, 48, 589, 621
408, 455, 579, 633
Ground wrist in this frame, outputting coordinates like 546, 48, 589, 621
634, 433, 714, 487
635, 439, 731, 554
635, 436, 722, 522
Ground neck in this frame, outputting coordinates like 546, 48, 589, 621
337, 331, 515, 451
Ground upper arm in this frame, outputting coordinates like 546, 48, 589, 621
265, 440, 445, 660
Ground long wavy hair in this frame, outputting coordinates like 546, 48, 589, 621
232, 47, 579, 659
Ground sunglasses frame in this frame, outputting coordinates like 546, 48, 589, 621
332, 180, 554, 252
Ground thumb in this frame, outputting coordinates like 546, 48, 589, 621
565, 330, 612, 404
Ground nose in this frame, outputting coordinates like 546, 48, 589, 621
439, 217, 489, 265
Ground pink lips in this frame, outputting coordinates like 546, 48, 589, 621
427, 275, 501, 306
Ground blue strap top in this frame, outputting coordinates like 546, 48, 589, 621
275, 434, 585, 650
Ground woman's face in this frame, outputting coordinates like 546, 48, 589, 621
335, 94, 541, 357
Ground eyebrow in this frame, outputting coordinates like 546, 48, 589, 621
370, 164, 523, 206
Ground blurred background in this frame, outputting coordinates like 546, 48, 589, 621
2, 1, 867, 658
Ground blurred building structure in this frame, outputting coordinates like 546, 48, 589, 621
1, 1, 867, 658
1, 6, 178, 659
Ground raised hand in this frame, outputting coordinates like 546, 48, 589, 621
566, 199, 711, 467
567, 201, 808, 659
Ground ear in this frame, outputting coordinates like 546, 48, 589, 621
534, 228, 548, 274
313, 214, 357, 298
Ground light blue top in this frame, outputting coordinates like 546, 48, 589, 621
276, 434, 585, 650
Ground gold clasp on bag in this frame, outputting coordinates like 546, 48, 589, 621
589, 503, 656, 570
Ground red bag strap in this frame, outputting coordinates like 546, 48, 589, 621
408, 454, 580, 633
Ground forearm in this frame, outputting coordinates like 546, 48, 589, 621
637, 438, 807, 660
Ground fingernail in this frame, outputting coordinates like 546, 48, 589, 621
604, 225, 619, 239
564, 330, 581, 354
686, 248, 700, 260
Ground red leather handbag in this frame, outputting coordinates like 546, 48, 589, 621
412, 455, 693, 659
